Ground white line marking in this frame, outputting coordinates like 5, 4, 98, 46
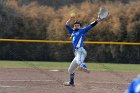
49, 69, 59, 72
0, 80, 55, 82
90, 86, 125, 92
0, 80, 129, 85
0, 80, 55, 88
89, 81, 130, 85
0, 85, 23, 88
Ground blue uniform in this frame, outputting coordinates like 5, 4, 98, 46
65, 20, 98, 86
125, 76, 140, 93
66, 22, 96, 49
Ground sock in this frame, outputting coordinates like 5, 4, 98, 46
70, 73, 75, 84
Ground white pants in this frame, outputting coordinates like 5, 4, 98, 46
68, 47, 87, 74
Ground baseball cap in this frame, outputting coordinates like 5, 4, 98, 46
74, 21, 82, 26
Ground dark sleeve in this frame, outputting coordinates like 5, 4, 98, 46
83, 21, 98, 33
65, 25, 73, 34
91, 20, 98, 27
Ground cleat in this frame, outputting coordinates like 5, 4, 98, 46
78, 63, 90, 73
63, 82, 75, 86
78, 66, 90, 73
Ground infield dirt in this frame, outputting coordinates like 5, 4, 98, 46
0, 68, 138, 93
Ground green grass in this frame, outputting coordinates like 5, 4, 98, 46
0, 61, 70, 69
0, 61, 140, 72
88, 63, 140, 72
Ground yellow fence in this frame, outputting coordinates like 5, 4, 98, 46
0, 38, 140, 45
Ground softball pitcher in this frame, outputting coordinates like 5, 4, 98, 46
63, 7, 109, 86
63, 17, 101, 86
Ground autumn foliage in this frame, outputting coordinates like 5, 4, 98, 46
0, 0, 140, 63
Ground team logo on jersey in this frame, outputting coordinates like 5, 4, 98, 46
135, 84, 140, 93
71, 32, 80, 41
71, 32, 79, 37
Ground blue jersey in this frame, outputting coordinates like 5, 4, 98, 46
66, 22, 96, 49
125, 77, 140, 93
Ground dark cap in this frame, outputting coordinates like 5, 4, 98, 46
74, 21, 82, 26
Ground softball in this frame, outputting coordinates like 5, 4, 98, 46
70, 12, 76, 17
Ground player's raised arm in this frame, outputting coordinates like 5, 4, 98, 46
66, 17, 73, 26
65, 17, 74, 34
91, 18, 101, 26
83, 18, 101, 33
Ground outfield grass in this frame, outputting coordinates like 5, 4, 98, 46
0, 61, 140, 72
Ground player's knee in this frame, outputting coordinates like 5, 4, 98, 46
68, 68, 74, 74
76, 60, 82, 65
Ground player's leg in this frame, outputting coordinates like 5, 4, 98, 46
76, 48, 90, 73
64, 58, 78, 86
75, 47, 87, 64
68, 58, 78, 74
68, 58, 78, 84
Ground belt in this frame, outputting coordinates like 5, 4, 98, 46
75, 47, 83, 50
